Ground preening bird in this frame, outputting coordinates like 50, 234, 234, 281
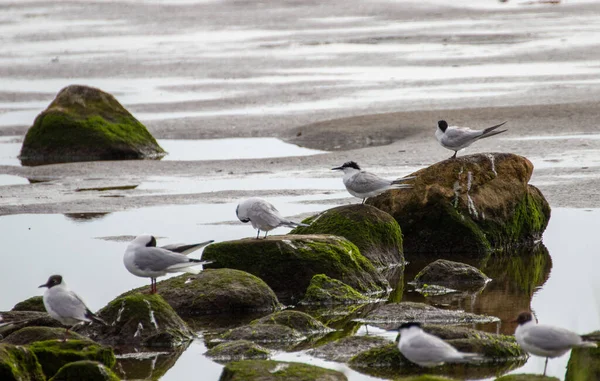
436, 120, 507, 159
39, 274, 106, 341
236, 197, 308, 239
124, 234, 214, 293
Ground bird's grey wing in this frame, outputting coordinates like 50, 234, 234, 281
443, 127, 483, 146
46, 290, 89, 321
404, 334, 460, 362
524, 325, 583, 350
250, 200, 284, 227
161, 241, 213, 255
351, 171, 392, 193
134, 247, 190, 272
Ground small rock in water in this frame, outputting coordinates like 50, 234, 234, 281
48, 360, 119, 381
413, 259, 490, 292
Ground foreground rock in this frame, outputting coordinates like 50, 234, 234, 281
497, 375, 559, 381
368, 153, 551, 255
29, 340, 116, 379
300, 274, 369, 305
290, 204, 404, 267
49, 360, 119, 381
251, 311, 331, 334
0, 311, 62, 339
565, 339, 600, 381
219, 360, 347, 381
203, 235, 389, 301
413, 259, 490, 292
19, 84, 165, 166
138, 269, 280, 316
309, 335, 389, 362
83, 293, 193, 347
206, 340, 270, 362
0, 343, 45, 381
11, 296, 45, 312
356, 301, 499, 330
2, 326, 89, 345
219, 323, 305, 346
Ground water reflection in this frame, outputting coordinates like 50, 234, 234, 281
115, 346, 188, 381
63, 212, 111, 223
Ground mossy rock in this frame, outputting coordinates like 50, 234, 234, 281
203, 235, 389, 301
29, 339, 115, 379
127, 269, 280, 316
300, 274, 370, 305
0, 343, 45, 381
396, 377, 458, 381
2, 326, 90, 345
219, 323, 305, 345
206, 340, 270, 362
0, 311, 62, 339
357, 301, 499, 330
309, 335, 389, 362
19, 84, 165, 166
113, 346, 185, 380
219, 360, 347, 381
565, 341, 600, 381
251, 310, 331, 334
49, 360, 119, 381
367, 153, 551, 256
290, 204, 404, 267
413, 259, 490, 292
496, 375, 560, 381
83, 293, 193, 347
11, 296, 45, 312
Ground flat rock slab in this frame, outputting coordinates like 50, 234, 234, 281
251, 311, 332, 334
219, 360, 348, 381
309, 335, 389, 362
2, 326, 90, 345
205, 340, 270, 362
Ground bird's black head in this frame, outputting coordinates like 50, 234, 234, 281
146, 235, 157, 247
398, 322, 422, 331
39, 274, 63, 289
438, 120, 448, 132
236, 204, 250, 223
515, 311, 534, 325
332, 161, 361, 171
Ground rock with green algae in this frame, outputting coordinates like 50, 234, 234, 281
219, 360, 347, 381
124, 269, 280, 316
367, 153, 551, 256
81, 293, 193, 347
251, 310, 332, 334
29, 339, 115, 379
218, 323, 305, 345
206, 340, 270, 362
565, 340, 600, 381
300, 274, 370, 305
496, 375, 559, 381
19, 84, 165, 166
11, 296, 45, 312
0, 343, 45, 381
413, 259, 490, 292
395, 377, 458, 381
2, 326, 90, 345
202, 234, 389, 301
290, 204, 404, 267
309, 335, 389, 362
49, 360, 119, 381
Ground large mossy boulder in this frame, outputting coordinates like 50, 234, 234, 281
29, 339, 115, 379
142, 269, 280, 316
2, 326, 89, 345
83, 293, 193, 347
300, 274, 369, 305
413, 259, 490, 292
565, 341, 600, 381
206, 340, 270, 362
219, 360, 347, 381
290, 205, 404, 267
251, 311, 331, 334
19, 85, 165, 166
203, 235, 389, 301
367, 153, 551, 255
11, 296, 45, 312
0, 343, 45, 381
49, 360, 119, 381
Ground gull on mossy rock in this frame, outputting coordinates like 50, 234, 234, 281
436, 119, 507, 159
236, 197, 308, 239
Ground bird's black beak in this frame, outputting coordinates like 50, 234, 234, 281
331, 167, 342, 171
38, 283, 48, 288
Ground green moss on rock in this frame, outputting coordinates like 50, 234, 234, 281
496, 375, 560, 381
367, 153, 551, 256
2, 326, 90, 345
203, 235, 388, 301
11, 296, 45, 312
49, 360, 119, 381
29, 339, 115, 379
206, 340, 270, 362
309, 335, 389, 362
20, 85, 165, 166
301, 274, 369, 305
251, 310, 331, 334
219, 323, 305, 344
565, 343, 600, 381
219, 360, 347, 381
290, 204, 404, 267
0, 343, 45, 381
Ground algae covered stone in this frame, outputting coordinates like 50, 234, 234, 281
290, 204, 404, 266
219, 323, 305, 344
0, 343, 45, 381
413, 259, 490, 292
367, 153, 551, 255
219, 360, 347, 381
19, 84, 165, 166
565, 341, 600, 381
2, 326, 89, 345
301, 274, 369, 305
29, 339, 115, 379
251, 310, 331, 334
145, 269, 280, 316
309, 335, 389, 362
49, 360, 119, 381
203, 235, 388, 301
85, 293, 193, 347
497, 375, 559, 381
206, 340, 270, 362
11, 296, 45, 312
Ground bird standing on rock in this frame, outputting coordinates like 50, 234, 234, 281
332, 161, 414, 204
514, 311, 597, 376
39, 274, 106, 341
236, 197, 308, 239
436, 120, 507, 159
124, 234, 214, 294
